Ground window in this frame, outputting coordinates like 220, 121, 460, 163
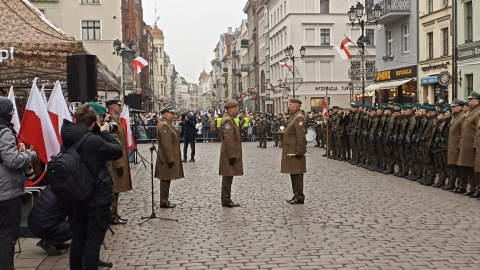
305, 28, 315, 45
320, 0, 329, 14
320, 29, 330, 45
81, 0, 100, 3
81, 20, 101, 40
402, 24, 410, 53
466, 74, 473, 95
442, 28, 449, 56
124, 0, 128, 9
125, 25, 130, 41
365, 29, 375, 45
443, 0, 448, 7
428, 0, 433, 13
386, 30, 393, 56
427, 32, 433, 59
280, 5, 282, 18
465, 2, 473, 43
284, 1, 286, 15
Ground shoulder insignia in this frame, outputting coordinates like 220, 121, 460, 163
225, 124, 231, 129
299, 121, 303, 126
163, 129, 168, 133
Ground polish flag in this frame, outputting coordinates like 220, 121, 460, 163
269, 83, 275, 89
282, 82, 288, 89
18, 78, 60, 163
131, 56, 148, 76
322, 98, 328, 117
278, 61, 292, 71
40, 85, 48, 105
119, 105, 135, 151
425, 96, 429, 103
7, 86, 21, 134
335, 37, 354, 60
47, 81, 72, 143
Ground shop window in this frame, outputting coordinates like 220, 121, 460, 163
466, 74, 473, 95
310, 97, 327, 113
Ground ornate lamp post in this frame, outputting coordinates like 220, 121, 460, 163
113, 39, 136, 101
347, 2, 382, 105
283, 45, 306, 99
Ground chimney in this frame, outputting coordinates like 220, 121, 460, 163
228, 27, 233, 33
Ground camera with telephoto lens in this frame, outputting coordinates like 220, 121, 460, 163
23, 165, 35, 180
104, 122, 118, 133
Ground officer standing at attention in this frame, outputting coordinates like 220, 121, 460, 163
257, 113, 268, 148
271, 115, 280, 147
281, 99, 307, 205
154, 105, 184, 209
219, 101, 243, 208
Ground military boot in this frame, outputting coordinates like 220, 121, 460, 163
383, 164, 395, 174
442, 179, 456, 191
433, 178, 446, 188
422, 177, 435, 186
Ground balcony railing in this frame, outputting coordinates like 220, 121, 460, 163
367, 0, 410, 22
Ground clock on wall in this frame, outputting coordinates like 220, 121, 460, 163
437, 71, 452, 87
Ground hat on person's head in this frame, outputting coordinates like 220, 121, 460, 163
88, 102, 107, 115
105, 99, 122, 107
332, 106, 339, 109
403, 104, 413, 110
383, 107, 393, 111
437, 110, 446, 115
393, 108, 401, 113
0, 87, 7, 96
450, 99, 465, 107
467, 91, 480, 100
426, 106, 437, 112
160, 105, 176, 114
289, 98, 302, 105
224, 100, 238, 108
434, 102, 443, 107
0, 97, 14, 115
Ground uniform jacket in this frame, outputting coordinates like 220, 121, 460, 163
422, 115, 438, 150
447, 111, 465, 165
281, 110, 307, 174
404, 114, 416, 144
473, 111, 480, 171
105, 114, 132, 193
458, 105, 480, 168
155, 119, 184, 180
219, 113, 243, 176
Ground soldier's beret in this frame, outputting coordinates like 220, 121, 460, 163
403, 104, 413, 110
437, 110, 446, 115
426, 106, 436, 112
433, 102, 443, 107
394, 103, 402, 107
88, 102, 106, 115
351, 104, 359, 108
224, 100, 238, 108
338, 107, 344, 110
377, 106, 384, 110
105, 99, 122, 107
332, 106, 339, 109
383, 107, 392, 111
368, 106, 376, 111
160, 105, 176, 114
450, 99, 465, 107
393, 108, 401, 113
289, 98, 302, 104
467, 91, 480, 100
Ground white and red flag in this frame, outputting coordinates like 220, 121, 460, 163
47, 81, 72, 143
7, 86, 21, 133
322, 97, 328, 117
278, 61, 292, 71
335, 36, 354, 60
119, 105, 135, 151
40, 85, 48, 105
131, 56, 148, 76
18, 78, 60, 163
426, 96, 430, 103
269, 83, 275, 89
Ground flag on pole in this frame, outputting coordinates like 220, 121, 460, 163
40, 85, 48, 105
426, 96, 429, 103
7, 86, 20, 133
335, 36, 354, 60
269, 83, 275, 89
47, 81, 72, 143
119, 105, 135, 152
131, 56, 149, 76
18, 78, 60, 164
322, 97, 328, 117
278, 61, 292, 71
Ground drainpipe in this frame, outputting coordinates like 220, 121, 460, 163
452, 0, 457, 100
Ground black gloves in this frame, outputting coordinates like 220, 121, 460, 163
168, 162, 174, 168
229, 158, 236, 165
116, 167, 124, 177
295, 153, 304, 158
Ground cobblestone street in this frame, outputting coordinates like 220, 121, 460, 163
34, 142, 480, 269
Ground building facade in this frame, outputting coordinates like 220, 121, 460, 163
455, 0, 480, 100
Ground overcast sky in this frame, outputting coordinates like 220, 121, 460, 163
142, 0, 247, 84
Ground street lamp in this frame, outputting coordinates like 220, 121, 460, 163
113, 39, 136, 102
283, 45, 306, 99
347, 2, 382, 105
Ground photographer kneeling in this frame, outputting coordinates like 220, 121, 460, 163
61, 104, 122, 270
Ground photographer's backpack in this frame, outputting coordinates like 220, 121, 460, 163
47, 134, 96, 204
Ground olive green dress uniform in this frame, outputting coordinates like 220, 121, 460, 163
271, 118, 280, 146
376, 111, 387, 171
414, 114, 428, 181
257, 116, 268, 148
334, 113, 345, 159
350, 110, 360, 163
382, 112, 396, 174
219, 111, 243, 205
281, 109, 307, 202
105, 113, 133, 221
457, 104, 480, 194
432, 116, 449, 187
359, 111, 370, 166
404, 113, 419, 178
368, 114, 380, 170
330, 113, 338, 158
394, 113, 408, 176
447, 110, 465, 190
419, 113, 438, 185
155, 118, 185, 206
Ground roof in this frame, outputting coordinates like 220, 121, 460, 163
150, 25, 164, 38
0, 0, 120, 91
199, 70, 209, 81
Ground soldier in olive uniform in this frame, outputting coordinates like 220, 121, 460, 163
432, 110, 450, 188
271, 115, 280, 147
281, 99, 307, 204
418, 106, 438, 186
367, 107, 380, 170
393, 108, 407, 176
446, 100, 466, 192
334, 108, 345, 160
257, 113, 267, 148
462, 91, 480, 197
382, 107, 395, 174
375, 107, 387, 172
219, 101, 243, 207
403, 106, 419, 179
322, 111, 333, 157
349, 105, 360, 164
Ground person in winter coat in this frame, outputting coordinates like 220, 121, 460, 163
0, 97, 37, 270
61, 104, 122, 270
183, 112, 197, 162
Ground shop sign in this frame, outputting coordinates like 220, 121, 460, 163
314, 86, 363, 91
421, 62, 450, 72
420, 76, 438, 85
0, 47, 15, 63
375, 65, 417, 82
457, 41, 480, 61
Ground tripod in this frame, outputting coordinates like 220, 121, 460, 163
139, 119, 178, 225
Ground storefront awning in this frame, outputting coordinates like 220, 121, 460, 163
364, 78, 414, 91
420, 76, 438, 85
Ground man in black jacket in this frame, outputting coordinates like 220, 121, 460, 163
61, 104, 122, 270
182, 111, 197, 162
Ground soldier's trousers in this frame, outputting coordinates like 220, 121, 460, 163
422, 149, 436, 181
433, 150, 448, 184
160, 180, 171, 205
460, 166, 475, 193
258, 133, 266, 147
449, 165, 466, 189
356, 135, 364, 162
348, 135, 355, 159
290, 174, 305, 201
279, 134, 284, 147
273, 133, 279, 146
221, 176, 234, 205
395, 144, 404, 173
315, 132, 321, 147
330, 133, 336, 156
337, 134, 346, 158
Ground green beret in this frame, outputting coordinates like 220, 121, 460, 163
383, 107, 393, 111
394, 103, 402, 107
393, 108, 401, 112
433, 103, 443, 107
437, 110, 446, 114
377, 106, 384, 110
332, 106, 339, 109
88, 102, 106, 115
403, 104, 413, 110
338, 107, 344, 110
426, 106, 436, 112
